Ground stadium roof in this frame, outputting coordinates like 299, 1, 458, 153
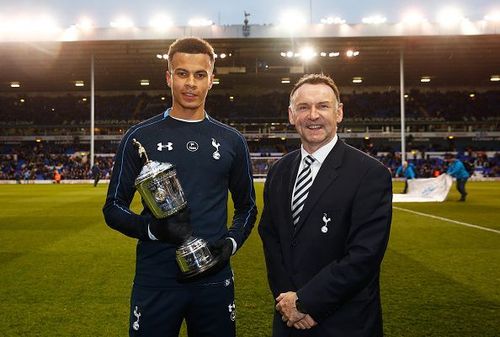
1, 24, 499, 92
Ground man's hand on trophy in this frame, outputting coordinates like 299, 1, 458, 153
209, 238, 234, 266
149, 208, 193, 245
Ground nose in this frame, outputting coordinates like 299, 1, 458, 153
185, 74, 196, 87
308, 106, 319, 119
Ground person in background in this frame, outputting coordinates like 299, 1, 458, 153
91, 162, 101, 187
53, 169, 61, 184
395, 160, 416, 194
446, 154, 470, 201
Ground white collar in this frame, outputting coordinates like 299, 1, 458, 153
300, 135, 338, 165
163, 107, 206, 122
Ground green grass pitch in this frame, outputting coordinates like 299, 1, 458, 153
1, 181, 499, 336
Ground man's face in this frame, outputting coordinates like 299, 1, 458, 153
166, 52, 213, 114
289, 83, 343, 153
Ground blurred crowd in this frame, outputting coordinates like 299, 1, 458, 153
1, 143, 498, 181
0, 144, 114, 181
1, 90, 498, 125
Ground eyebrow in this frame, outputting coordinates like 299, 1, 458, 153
174, 68, 208, 74
295, 100, 334, 105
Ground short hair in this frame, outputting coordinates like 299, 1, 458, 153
167, 37, 215, 68
290, 73, 340, 104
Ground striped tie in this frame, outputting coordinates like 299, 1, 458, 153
291, 155, 315, 226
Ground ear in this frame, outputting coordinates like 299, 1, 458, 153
166, 70, 172, 88
288, 106, 295, 125
336, 103, 344, 123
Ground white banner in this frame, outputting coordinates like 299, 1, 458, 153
393, 174, 453, 203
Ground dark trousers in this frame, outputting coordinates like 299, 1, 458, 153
456, 178, 468, 200
129, 277, 236, 337
403, 179, 409, 194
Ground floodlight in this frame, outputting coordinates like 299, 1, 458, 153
74, 81, 85, 87
213, 78, 220, 85
10, 82, 20, 88
490, 75, 500, 82
320, 17, 346, 25
20, 98, 25, 103
286, 51, 294, 58
352, 77, 363, 83
484, 11, 500, 22
161, 97, 166, 100
328, 52, 340, 57
162, 54, 168, 60
220, 53, 227, 59
149, 15, 173, 30
401, 11, 426, 25
280, 52, 286, 57
281, 78, 291, 84
188, 18, 213, 27
362, 15, 387, 24
469, 93, 475, 98
156, 54, 163, 59
320, 52, 327, 57
437, 7, 464, 27
110, 16, 134, 29
420, 76, 431, 83
140, 80, 150, 86
346, 50, 359, 57
300, 47, 317, 61
278, 10, 306, 30
76, 17, 94, 31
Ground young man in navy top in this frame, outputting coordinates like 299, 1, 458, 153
103, 37, 257, 337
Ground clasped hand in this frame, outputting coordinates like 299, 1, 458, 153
275, 291, 317, 330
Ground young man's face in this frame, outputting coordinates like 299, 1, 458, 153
288, 83, 343, 153
166, 52, 214, 116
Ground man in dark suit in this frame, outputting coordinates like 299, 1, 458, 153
258, 74, 392, 337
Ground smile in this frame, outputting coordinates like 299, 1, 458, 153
306, 125, 322, 129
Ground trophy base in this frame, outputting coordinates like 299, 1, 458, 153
176, 237, 220, 280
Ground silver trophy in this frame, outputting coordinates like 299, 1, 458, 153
133, 139, 219, 279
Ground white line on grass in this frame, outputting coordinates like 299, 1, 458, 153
393, 206, 500, 235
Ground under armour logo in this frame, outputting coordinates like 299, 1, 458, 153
133, 306, 141, 331
212, 138, 221, 160
157, 142, 173, 151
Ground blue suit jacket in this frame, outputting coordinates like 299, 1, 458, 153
259, 140, 392, 337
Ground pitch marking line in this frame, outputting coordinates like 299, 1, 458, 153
393, 206, 500, 235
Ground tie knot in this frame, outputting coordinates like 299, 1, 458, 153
304, 155, 315, 167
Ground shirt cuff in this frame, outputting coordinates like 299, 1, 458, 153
227, 237, 237, 255
148, 225, 158, 241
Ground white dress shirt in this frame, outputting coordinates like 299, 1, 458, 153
291, 135, 338, 209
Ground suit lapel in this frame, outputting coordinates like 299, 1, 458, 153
294, 140, 346, 235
